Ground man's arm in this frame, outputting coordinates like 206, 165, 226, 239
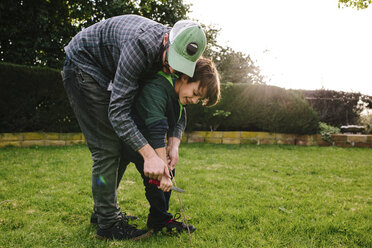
108, 38, 166, 180
154, 147, 172, 192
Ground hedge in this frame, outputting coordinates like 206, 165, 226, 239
0, 62, 319, 134
299, 89, 371, 127
0, 62, 80, 132
186, 83, 319, 134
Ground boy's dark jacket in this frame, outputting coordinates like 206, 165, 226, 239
131, 72, 185, 149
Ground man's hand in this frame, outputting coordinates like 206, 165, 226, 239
167, 137, 181, 170
139, 144, 169, 181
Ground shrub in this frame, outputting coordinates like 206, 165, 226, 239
299, 89, 371, 127
0, 62, 80, 132
187, 83, 319, 134
1, 62, 319, 134
319, 122, 340, 142
359, 112, 372, 134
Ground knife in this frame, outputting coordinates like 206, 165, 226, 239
149, 179, 185, 193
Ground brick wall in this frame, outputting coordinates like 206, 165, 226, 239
181, 132, 372, 148
0, 133, 85, 148
0, 132, 371, 148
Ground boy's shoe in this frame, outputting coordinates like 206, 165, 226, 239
96, 219, 150, 240
90, 212, 138, 225
147, 213, 196, 234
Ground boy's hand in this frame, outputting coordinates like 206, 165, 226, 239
166, 146, 178, 170
167, 137, 180, 170
159, 173, 172, 192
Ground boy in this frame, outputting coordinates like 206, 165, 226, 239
119, 58, 220, 234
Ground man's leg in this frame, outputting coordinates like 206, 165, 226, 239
62, 61, 122, 228
90, 157, 138, 224
62, 60, 129, 230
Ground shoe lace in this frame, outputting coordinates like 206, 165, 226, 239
119, 219, 139, 236
172, 213, 181, 221
170, 213, 184, 226
121, 212, 129, 220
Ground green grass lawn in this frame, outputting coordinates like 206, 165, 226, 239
0, 144, 371, 247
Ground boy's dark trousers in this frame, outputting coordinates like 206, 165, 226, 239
120, 142, 174, 226
62, 58, 128, 229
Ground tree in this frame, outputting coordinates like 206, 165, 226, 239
213, 47, 265, 84
300, 89, 372, 126
0, 0, 190, 69
1, 0, 264, 83
0, 0, 75, 68
202, 24, 265, 84
338, 0, 371, 9
66, 0, 189, 29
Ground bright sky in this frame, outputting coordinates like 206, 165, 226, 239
185, 0, 372, 96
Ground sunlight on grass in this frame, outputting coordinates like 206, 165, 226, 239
0, 144, 371, 247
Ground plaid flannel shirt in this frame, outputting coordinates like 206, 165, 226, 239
64, 15, 185, 151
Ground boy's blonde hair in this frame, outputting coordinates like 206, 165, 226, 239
188, 57, 220, 107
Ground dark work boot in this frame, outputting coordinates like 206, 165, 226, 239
147, 213, 196, 234
96, 219, 150, 240
90, 212, 138, 225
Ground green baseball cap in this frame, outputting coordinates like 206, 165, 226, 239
168, 20, 207, 77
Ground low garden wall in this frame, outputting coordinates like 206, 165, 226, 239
0, 132, 371, 148
182, 131, 372, 148
0, 133, 85, 148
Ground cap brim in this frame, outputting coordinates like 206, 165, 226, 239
168, 44, 196, 77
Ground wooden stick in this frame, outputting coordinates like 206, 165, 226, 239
169, 170, 192, 246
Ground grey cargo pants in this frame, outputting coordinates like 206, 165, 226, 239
62, 58, 128, 229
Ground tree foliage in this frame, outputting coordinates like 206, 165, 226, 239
338, 0, 371, 9
300, 89, 372, 127
213, 47, 265, 84
0, 0, 73, 68
359, 112, 372, 134
0, 0, 189, 69
0, 0, 264, 84
202, 24, 265, 84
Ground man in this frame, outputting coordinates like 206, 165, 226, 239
62, 14, 206, 240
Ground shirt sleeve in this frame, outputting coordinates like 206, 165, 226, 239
168, 107, 187, 139
146, 120, 168, 149
108, 37, 159, 151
